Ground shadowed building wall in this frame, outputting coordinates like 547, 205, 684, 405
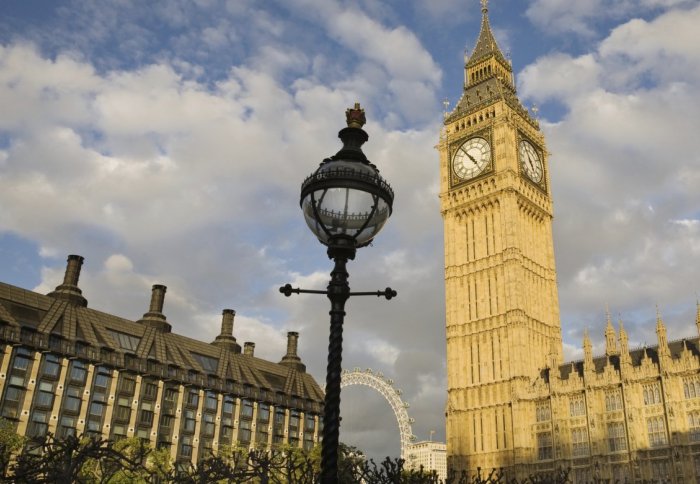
0, 255, 323, 469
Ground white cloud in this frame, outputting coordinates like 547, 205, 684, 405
520, 4, 700, 348
518, 53, 600, 103
526, 0, 696, 37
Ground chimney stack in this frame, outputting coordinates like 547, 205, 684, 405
212, 309, 241, 353
149, 284, 167, 314
279, 331, 306, 372
138, 284, 171, 332
48, 254, 88, 307
244, 342, 255, 357
63, 254, 83, 286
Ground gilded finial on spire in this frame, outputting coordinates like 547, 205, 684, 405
346, 102, 366, 128
481, 0, 488, 13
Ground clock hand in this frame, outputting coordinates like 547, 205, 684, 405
526, 152, 535, 170
465, 152, 479, 166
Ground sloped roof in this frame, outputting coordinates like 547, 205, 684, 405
0, 281, 323, 409
466, 5, 510, 69
558, 337, 700, 381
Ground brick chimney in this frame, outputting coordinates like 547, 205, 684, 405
48, 255, 88, 307
138, 284, 171, 332
279, 331, 306, 372
212, 309, 241, 353
243, 342, 255, 356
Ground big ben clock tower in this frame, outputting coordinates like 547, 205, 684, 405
439, 0, 563, 474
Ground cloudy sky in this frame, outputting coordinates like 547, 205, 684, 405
1, 0, 700, 460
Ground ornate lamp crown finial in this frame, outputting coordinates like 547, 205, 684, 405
481, 0, 488, 13
346, 102, 366, 128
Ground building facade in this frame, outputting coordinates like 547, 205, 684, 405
406, 440, 447, 482
440, 2, 700, 482
0, 255, 324, 467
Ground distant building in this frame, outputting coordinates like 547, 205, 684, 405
406, 440, 447, 481
0, 254, 324, 468
441, 2, 700, 483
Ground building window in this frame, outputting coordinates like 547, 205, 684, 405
191, 353, 219, 373
8, 375, 25, 387
12, 348, 32, 371
257, 403, 270, 423
63, 386, 82, 413
304, 414, 316, 450
571, 428, 589, 457
569, 394, 585, 417
257, 403, 271, 444
223, 397, 235, 416
643, 383, 662, 405
273, 408, 286, 444
536, 400, 550, 422
647, 416, 667, 447
205, 391, 217, 411
183, 409, 196, 433
186, 389, 199, 407
35, 381, 55, 408
238, 419, 251, 443
241, 400, 254, 418
114, 397, 131, 422
180, 436, 193, 458
685, 377, 700, 399
119, 375, 136, 394
93, 368, 111, 389
143, 382, 158, 400
202, 413, 215, 437
573, 468, 590, 483
107, 329, 141, 352
28, 410, 48, 438
58, 415, 76, 438
89, 401, 105, 418
256, 424, 269, 444
140, 402, 154, 427
164, 387, 177, 402
651, 460, 671, 482
112, 424, 127, 439
689, 412, 700, 442
607, 422, 627, 452
537, 432, 552, 460
605, 390, 623, 412
2, 386, 24, 419
288, 410, 300, 445
41, 354, 61, 378
69, 361, 87, 384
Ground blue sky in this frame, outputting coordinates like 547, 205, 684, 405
1, 0, 700, 460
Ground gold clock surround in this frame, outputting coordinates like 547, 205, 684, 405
518, 133, 546, 190
449, 129, 493, 187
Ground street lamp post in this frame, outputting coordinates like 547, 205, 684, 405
280, 103, 396, 484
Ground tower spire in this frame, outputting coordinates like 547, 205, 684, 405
656, 306, 669, 356
605, 307, 618, 356
618, 317, 629, 354
466, 0, 508, 69
696, 299, 700, 336
583, 328, 593, 369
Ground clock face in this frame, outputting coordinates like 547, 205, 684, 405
519, 140, 543, 183
453, 137, 491, 180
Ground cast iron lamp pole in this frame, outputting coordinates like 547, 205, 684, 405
280, 103, 395, 484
